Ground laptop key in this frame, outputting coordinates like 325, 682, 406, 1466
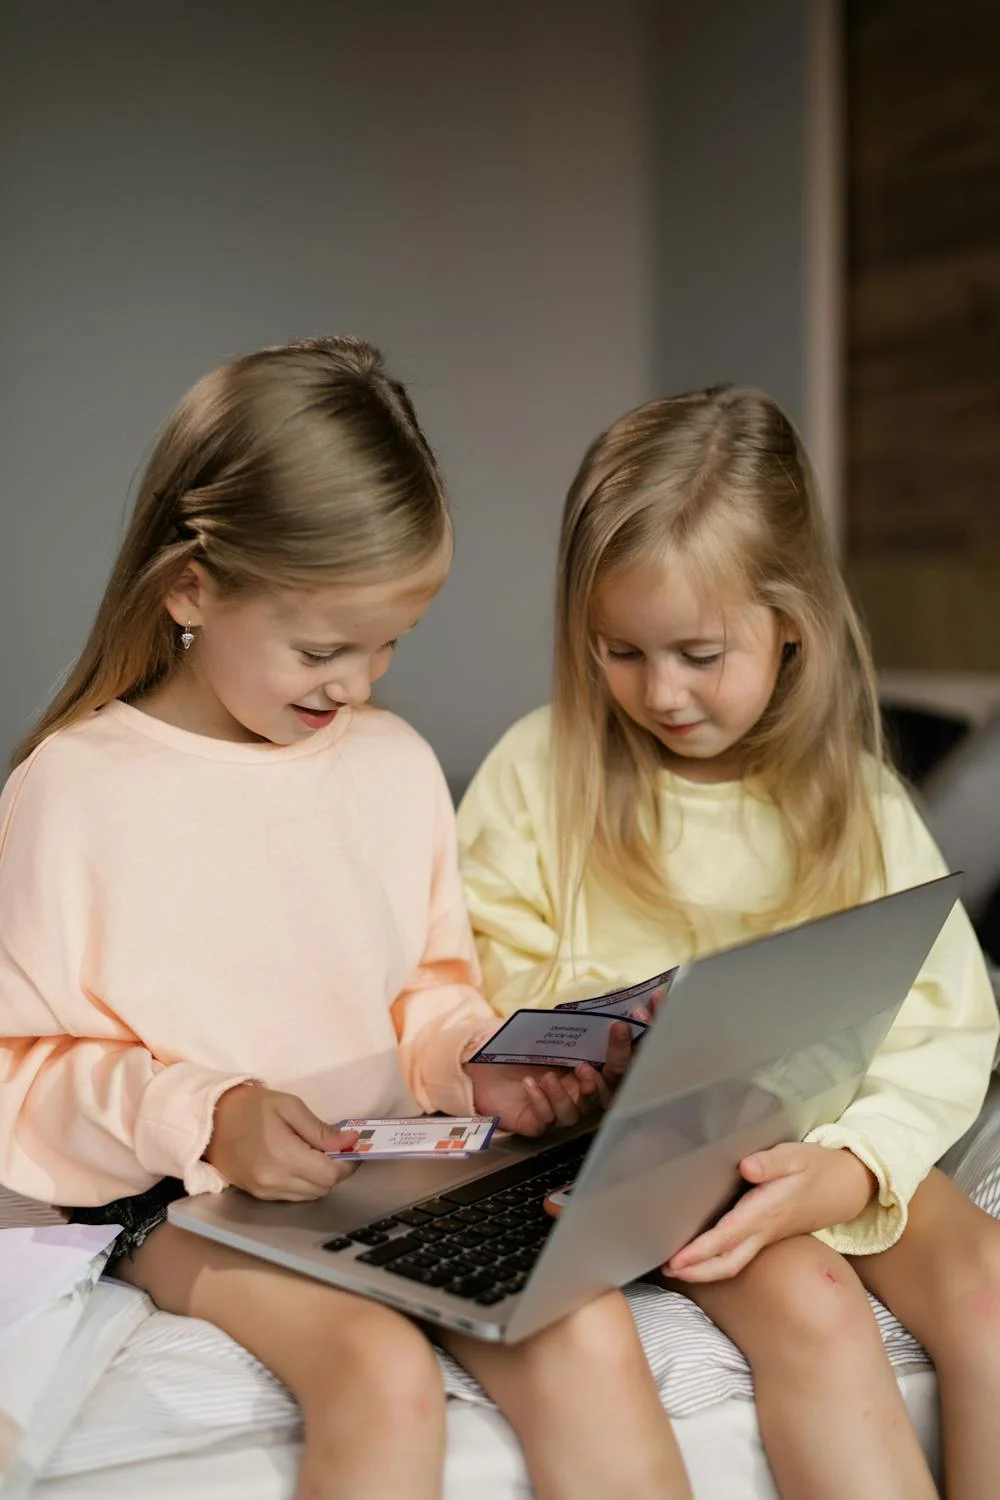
466, 1222, 506, 1241
349, 1227, 390, 1246
394, 1208, 434, 1227
414, 1198, 458, 1218
440, 1159, 555, 1206
450, 1229, 484, 1251
449, 1272, 500, 1297
474, 1289, 507, 1306
395, 1253, 441, 1272
411, 1224, 449, 1243
391, 1264, 437, 1285
355, 1235, 423, 1267
322, 1237, 354, 1253
429, 1217, 466, 1236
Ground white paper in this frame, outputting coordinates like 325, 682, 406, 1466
468, 1009, 645, 1067
0, 1225, 121, 1333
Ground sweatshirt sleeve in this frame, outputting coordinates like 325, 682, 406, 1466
456, 715, 623, 1016
390, 765, 500, 1116
0, 753, 252, 1206
807, 772, 999, 1255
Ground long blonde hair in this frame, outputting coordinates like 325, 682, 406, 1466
14, 336, 451, 768
553, 384, 886, 947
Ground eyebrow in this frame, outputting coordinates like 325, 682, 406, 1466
600, 633, 726, 648
292, 625, 415, 651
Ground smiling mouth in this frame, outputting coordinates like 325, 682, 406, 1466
291, 704, 340, 723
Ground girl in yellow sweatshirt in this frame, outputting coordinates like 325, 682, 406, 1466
458, 385, 1000, 1500
0, 339, 693, 1500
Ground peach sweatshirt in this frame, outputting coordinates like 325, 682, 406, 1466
0, 702, 497, 1207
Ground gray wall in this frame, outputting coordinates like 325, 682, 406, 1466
1, 0, 812, 789
648, 0, 810, 429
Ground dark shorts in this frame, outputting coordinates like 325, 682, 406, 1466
65, 1177, 187, 1260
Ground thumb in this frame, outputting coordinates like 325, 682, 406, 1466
740, 1142, 803, 1183
279, 1096, 357, 1155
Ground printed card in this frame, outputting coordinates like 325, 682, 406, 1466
467, 1010, 646, 1068
554, 966, 679, 1020
329, 1115, 499, 1160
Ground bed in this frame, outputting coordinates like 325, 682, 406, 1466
11, 1070, 997, 1500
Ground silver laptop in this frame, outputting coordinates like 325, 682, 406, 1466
170, 874, 959, 1343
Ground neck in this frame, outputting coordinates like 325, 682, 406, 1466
132, 668, 265, 744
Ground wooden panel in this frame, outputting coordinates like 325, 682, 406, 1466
844, 0, 1000, 668
849, 557, 1000, 671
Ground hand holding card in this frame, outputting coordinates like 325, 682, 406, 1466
464, 1017, 635, 1137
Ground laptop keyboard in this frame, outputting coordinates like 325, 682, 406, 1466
322, 1135, 590, 1307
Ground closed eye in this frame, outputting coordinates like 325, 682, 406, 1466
300, 648, 344, 665
299, 639, 399, 667
682, 651, 724, 668
604, 645, 643, 662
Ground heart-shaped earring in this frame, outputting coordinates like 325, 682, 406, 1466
180, 622, 195, 651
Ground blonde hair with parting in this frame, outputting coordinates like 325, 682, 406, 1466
552, 383, 886, 950
14, 336, 451, 767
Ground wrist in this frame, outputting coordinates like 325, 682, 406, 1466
203, 1080, 259, 1162
839, 1148, 879, 1211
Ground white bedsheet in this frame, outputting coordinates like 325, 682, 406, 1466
22, 1075, 1000, 1497
34, 1372, 943, 1500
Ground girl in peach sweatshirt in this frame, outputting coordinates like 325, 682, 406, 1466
0, 338, 692, 1500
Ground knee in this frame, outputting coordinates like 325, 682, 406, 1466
526, 1290, 644, 1386
304, 1300, 441, 1423
740, 1240, 877, 1365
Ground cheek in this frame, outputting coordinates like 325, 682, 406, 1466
370, 651, 394, 686
603, 663, 638, 709
724, 664, 779, 722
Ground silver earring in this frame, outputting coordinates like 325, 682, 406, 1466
180, 622, 195, 651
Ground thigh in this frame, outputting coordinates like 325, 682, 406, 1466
117, 1221, 431, 1395
848, 1167, 1000, 1347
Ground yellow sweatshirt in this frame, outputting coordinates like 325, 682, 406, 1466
457, 706, 999, 1254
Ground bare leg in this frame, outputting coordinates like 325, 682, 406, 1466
117, 1223, 446, 1500
850, 1168, 1000, 1500
442, 1290, 693, 1500
673, 1235, 937, 1500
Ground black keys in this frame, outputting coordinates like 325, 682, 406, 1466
462, 1246, 498, 1266
355, 1235, 423, 1267
465, 1221, 506, 1240
428, 1217, 466, 1236
391, 1263, 439, 1286
438, 1160, 547, 1205
451, 1229, 486, 1251
416, 1198, 460, 1217
443, 1271, 498, 1298
349, 1227, 390, 1247
411, 1223, 450, 1243
322, 1236, 353, 1253
393, 1208, 434, 1227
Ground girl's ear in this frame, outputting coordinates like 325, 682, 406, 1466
163, 561, 212, 630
